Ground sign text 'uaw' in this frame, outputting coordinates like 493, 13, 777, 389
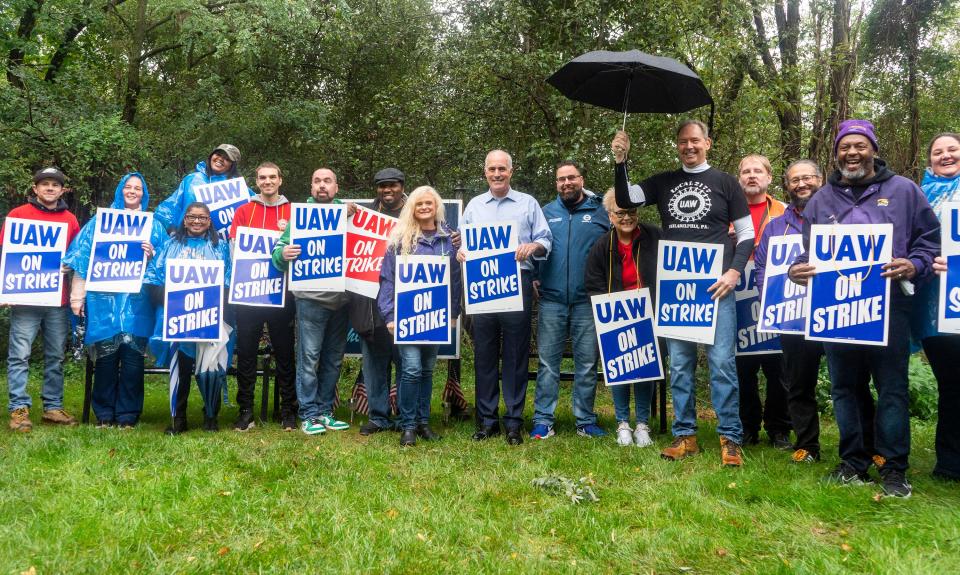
592, 288, 664, 385
461, 220, 523, 314
655, 240, 723, 345
229, 226, 285, 307
194, 177, 250, 239
346, 206, 398, 299
163, 258, 224, 342
0, 218, 69, 306
288, 203, 346, 292
395, 255, 451, 345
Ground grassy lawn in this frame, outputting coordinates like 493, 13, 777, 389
0, 356, 958, 575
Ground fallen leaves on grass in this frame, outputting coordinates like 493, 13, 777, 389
530, 476, 598, 504
716, 548, 728, 558
219, 491, 232, 496
727, 482, 737, 489
20, 567, 36, 575
386, 508, 399, 519
218, 546, 230, 556
840, 543, 853, 552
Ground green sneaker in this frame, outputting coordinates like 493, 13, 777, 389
300, 418, 326, 435
318, 414, 349, 431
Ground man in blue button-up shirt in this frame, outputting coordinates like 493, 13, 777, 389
459, 149, 552, 445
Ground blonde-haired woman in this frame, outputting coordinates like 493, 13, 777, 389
378, 186, 462, 446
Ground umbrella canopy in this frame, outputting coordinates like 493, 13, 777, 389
547, 50, 713, 127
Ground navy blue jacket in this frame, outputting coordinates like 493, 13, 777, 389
538, 193, 611, 305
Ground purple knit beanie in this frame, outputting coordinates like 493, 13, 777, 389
834, 120, 879, 153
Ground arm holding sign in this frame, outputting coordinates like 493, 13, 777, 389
523, 200, 552, 261
378, 247, 397, 334
880, 187, 940, 282
934, 256, 947, 274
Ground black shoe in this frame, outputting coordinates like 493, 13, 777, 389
359, 420, 388, 436
416, 424, 442, 441
400, 429, 417, 447
164, 417, 187, 436
472, 425, 501, 441
769, 432, 793, 451
880, 469, 912, 498
824, 461, 871, 485
506, 428, 523, 446
281, 414, 297, 431
233, 409, 255, 432
203, 416, 219, 432
743, 431, 760, 446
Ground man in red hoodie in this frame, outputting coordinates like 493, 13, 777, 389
2, 168, 81, 432
229, 162, 297, 431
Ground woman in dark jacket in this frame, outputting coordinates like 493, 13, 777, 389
585, 189, 662, 448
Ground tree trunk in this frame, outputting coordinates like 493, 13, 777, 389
827, 0, 856, 155
905, 3, 921, 181
6, 1, 46, 89
121, 0, 148, 124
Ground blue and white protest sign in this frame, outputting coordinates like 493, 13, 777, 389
163, 258, 224, 342
229, 226, 285, 307
806, 223, 892, 345
394, 255, 451, 344
462, 220, 523, 314
758, 234, 807, 334
0, 218, 68, 306
288, 203, 346, 292
939, 202, 960, 334
592, 288, 664, 385
655, 240, 723, 345
86, 208, 153, 293
735, 260, 780, 355
194, 177, 250, 239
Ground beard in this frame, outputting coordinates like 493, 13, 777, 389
839, 165, 867, 182
790, 194, 810, 210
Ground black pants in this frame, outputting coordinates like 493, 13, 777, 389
736, 353, 791, 437
234, 299, 298, 417
924, 334, 960, 479
470, 272, 533, 431
780, 334, 876, 455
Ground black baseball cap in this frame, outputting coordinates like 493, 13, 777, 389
374, 168, 405, 185
33, 167, 65, 185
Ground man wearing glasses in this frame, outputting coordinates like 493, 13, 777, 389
611, 120, 754, 467
530, 161, 610, 439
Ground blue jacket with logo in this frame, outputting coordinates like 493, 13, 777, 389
538, 193, 611, 305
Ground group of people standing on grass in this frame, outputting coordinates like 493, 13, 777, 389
3, 119, 958, 498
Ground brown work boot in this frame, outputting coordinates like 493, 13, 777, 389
720, 436, 744, 467
42, 408, 77, 426
9, 407, 32, 433
660, 435, 699, 460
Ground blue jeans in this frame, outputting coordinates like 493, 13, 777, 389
362, 325, 400, 428
397, 345, 438, 430
825, 299, 912, 473
665, 294, 742, 443
92, 337, 146, 424
7, 305, 69, 412
295, 299, 348, 420
612, 381, 655, 424
533, 301, 599, 428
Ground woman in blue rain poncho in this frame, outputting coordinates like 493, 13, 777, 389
144, 202, 232, 434
154, 144, 245, 234
64, 173, 167, 428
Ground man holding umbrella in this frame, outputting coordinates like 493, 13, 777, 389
612, 121, 754, 467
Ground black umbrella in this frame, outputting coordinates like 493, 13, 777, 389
546, 49, 713, 130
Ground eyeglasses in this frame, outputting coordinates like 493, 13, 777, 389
611, 210, 638, 220
787, 174, 820, 186
556, 175, 582, 183
185, 215, 210, 222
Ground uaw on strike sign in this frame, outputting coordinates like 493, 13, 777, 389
591, 288, 663, 385
806, 223, 892, 345
288, 203, 346, 292
461, 220, 523, 314
758, 235, 807, 334
0, 218, 68, 306
229, 226, 285, 307
163, 259, 224, 342
939, 202, 960, 334
394, 255, 451, 344
346, 206, 397, 298
195, 177, 249, 239
655, 240, 723, 345
734, 260, 780, 355
86, 208, 153, 293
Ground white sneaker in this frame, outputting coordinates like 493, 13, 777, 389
616, 421, 633, 446
633, 423, 653, 447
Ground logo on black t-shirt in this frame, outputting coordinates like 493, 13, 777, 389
667, 182, 712, 223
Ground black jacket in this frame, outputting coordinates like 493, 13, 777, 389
584, 222, 662, 302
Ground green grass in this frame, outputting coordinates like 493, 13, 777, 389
0, 357, 959, 575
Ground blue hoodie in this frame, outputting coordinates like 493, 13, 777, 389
63, 172, 169, 345
538, 193, 611, 305
155, 160, 251, 233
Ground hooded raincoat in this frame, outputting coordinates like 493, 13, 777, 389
155, 160, 250, 233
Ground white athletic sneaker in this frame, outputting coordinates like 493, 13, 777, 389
633, 423, 653, 447
616, 421, 633, 446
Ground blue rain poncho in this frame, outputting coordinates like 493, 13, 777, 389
63, 172, 168, 346
154, 160, 251, 233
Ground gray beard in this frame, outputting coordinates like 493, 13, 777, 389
840, 166, 867, 182
791, 195, 810, 210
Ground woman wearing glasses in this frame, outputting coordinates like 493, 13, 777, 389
584, 189, 662, 447
144, 202, 232, 434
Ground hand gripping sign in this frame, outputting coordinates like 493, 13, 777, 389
194, 177, 250, 239
805, 223, 892, 345
758, 234, 807, 334
229, 226, 285, 307
655, 240, 724, 345
86, 208, 153, 293
592, 288, 664, 385
288, 203, 346, 292
461, 220, 523, 314
163, 258, 224, 342
734, 259, 781, 355
939, 202, 960, 334
345, 206, 398, 298
394, 255, 451, 345
0, 218, 69, 306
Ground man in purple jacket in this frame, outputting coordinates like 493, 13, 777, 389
788, 120, 940, 498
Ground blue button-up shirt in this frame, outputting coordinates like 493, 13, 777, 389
462, 187, 553, 271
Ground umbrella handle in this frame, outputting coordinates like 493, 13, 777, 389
621, 75, 633, 132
